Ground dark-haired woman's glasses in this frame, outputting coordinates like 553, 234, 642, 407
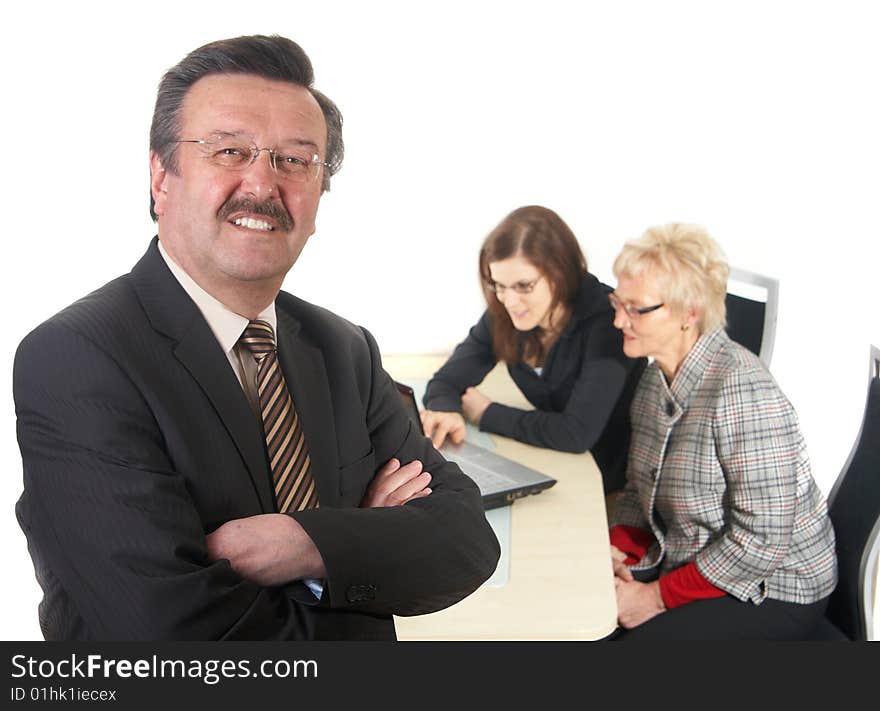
608, 293, 664, 318
486, 276, 543, 296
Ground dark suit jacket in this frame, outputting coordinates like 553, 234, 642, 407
14, 239, 499, 640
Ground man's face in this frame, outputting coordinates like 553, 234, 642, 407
150, 74, 327, 295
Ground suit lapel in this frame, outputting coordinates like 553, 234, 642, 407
129, 238, 275, 513
275, 309, 340, 507
172, 331, 275, 513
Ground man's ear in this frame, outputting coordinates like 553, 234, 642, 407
150, 151, 169, 217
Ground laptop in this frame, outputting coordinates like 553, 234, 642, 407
394, 381, 557, 510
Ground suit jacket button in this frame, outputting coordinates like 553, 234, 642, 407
665, 400, 675, 416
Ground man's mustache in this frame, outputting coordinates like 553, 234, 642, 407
218, 197, 294, 231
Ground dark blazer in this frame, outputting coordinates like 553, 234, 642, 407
14, 239, 499, 640
423, 274, 646, 492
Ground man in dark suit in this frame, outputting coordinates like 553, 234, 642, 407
13, 35, 499, 640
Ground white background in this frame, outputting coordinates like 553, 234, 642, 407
2, 0, 878, 639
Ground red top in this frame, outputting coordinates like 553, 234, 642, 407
609, 525, 726, 608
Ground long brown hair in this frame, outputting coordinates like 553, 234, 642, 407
479, 206, 588, 363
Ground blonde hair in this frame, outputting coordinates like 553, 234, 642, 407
613, 223, 729, 333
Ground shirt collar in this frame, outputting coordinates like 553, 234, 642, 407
652, 327, 730, 407
157, 240, 277, 353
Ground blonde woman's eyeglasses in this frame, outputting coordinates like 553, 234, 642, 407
608, 293, 664, 318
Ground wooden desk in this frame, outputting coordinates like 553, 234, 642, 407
383, 355, 618, 640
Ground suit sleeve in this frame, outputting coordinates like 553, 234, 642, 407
291, 327, 501, 617
422, 312, 497, 412
479, 317, 629, 452
14, 322, 313, 640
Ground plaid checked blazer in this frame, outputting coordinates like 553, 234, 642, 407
610, 328, 837, 605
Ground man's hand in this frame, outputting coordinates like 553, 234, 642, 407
420, 410, 467, 449
205, 513, 326, 587
615, 578, 666, 629
610, 544, 634, 582
460, 387, 491, 424
360, 458, 432, 508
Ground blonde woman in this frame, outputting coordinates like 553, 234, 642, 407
607, 223, 836, 640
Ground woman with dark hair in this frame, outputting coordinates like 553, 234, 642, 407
421, 206, 645, 493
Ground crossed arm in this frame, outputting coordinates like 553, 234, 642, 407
14, 320, 497, 638
206, 458, 433, 586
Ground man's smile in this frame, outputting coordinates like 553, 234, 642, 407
232, 216, 275, 232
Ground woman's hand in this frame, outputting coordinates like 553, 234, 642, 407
610, 545, 634, 582
461, 386, 492, 424
615, 579, 666, 629
420, 410, 467, 449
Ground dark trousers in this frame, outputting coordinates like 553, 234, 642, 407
611, 595, 829, 641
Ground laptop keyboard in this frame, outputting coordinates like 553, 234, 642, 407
446, 454, 518, 492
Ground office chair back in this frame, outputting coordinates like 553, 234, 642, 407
725, 267, 779, 368
823, 345, 880, 641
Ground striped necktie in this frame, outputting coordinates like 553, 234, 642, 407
238, 320, 318, 512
